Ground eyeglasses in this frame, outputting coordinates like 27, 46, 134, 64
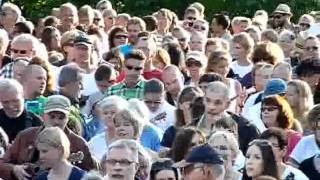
261, 106, 278, 112
178, 38, 187, 42
305, 46, 319, 52
106, 159, 137, 166
181, 163, 205, 176
299, 23, 311, 28
11, 49, 28, 54
114, 34, 128, 39
193, 25, 206, 31
144, 100, 162, 105
186, 61, 202, 67
125, 65, 143, 71
187, 17, 197, 21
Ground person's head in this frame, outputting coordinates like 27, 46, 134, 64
205, 81, 230, 122
244, 139, 279, 179
161, 65, 184, 97
192, 19, 209, 36
205, 38, 229, 58
156, 8, 173, 33
43, 95, 71, 130
96, 0, 112, 12
135, 144, 152, 180
59, 3, 78, 30
172, 127, 206, 162
296, 60, 320, 92
259, 127, 288, 163
175, 144, 225, 180
11, 33, 39, 60
43, 16, 60, 28
0, 29, 9, 56
41, 26, 61, 52
70, 33, 94, 70
78, 5, 94, 28
135, 31, 157, 61
102, 8, 117, 31
172, 26, 190, 50
103, 48, 124, 71
307, 104, 320, 142
198, 73, 223, 92
113, 108, 144, 140
153, 48, 171, 70
94, 64, 117, 92
105, 139, 139, 180
303, 36, 320, 60
116, 13, 131, 27
58, 63, 83, 100
185, 51, 207, 80
277, 30, 296, 57
286, 80, 314, 116
183, 6, 200, 22
272, 4, 292, 28
272, 61, 292, 82
298, 14, 314, 32
189, 31, 207, 52
36, 127, 70, 169
252, 41, 284, 65
12, 21, 33, 38
150, 159, 179, 180
231, 17, 251, 34
244, 26, 261, 44
60, 30, 81, 58
261, 29, 278, 43
206, 50, 232, 77
211, 14, 230, 37
231, 32, 254, 60
211, 116, 239, 140
0, 79, 24, 118
261, 95, 294, 129
142, 15, 157, 32
144, 79, 165, 112
0, 2, 21, 30
124, 49, 146, 85
176, 86, 204, 126
189, 2, 205, 19
208, 131, 240, 169
252, 62, 274, 92
127, 17, 146, 44
20, 64, 47, 99
98, 95, 128, 129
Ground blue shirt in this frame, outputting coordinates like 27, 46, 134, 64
36, 166, 86, 180
140, 124, 163, 152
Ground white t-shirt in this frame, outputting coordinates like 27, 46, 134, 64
149, 102, 176, 132
242, 91, 262, 117
230, 61, 253, 78
290, 135, 320, 164
88, 132, 107, 161
282, 164, 309, 180
242, 102, 266, 133
82, 72, 99, 96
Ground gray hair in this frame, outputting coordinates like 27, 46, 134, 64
208, 164, 225, 180
11, 34, 39, 51
58, 63, 83, 87
127, 99, 149, 125
108, 139, 139, 162
206, 81, 229, 99
0, 78, 23, 95
98, 95, 128, 111
96, 0, 112, 10
208, 131, 240, 156
1, 2, 21, 19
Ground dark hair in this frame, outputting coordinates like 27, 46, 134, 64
214, 14, 230, 30
150, 159, 179, 180
163, 43, 185, 69
108, 26, 127, 49
199, 73, 223, 84
243, 139, 280, 180
190, 96, 205, 126
143, 15, 157, 32
296, 60, 320, 77
41, 26, 60, 52
0, 127, 9, 151
214, 116, 238, 132
102, 48, 124, 71
144, 78, 165, 94
94, 64, 114, 81
261, 95, 294, 129
58, 63, 83, 87
259, 127, 287, 150
171, 127, 205, 162
14, 21, 32, 34
307, 104, 320, 124
44, 16, 59, 27
125, 49, 146, 61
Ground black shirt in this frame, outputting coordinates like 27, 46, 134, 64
299, 155, 320, 180
0, 109, 43, 142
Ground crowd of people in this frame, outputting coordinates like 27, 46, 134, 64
0, 0, 319, 179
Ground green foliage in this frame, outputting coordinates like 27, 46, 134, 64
8, 0, 320, 23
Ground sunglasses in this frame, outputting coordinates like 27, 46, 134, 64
186, 60, 202, 67
125, 65, 143, 71
187, 17, 197, 21
11, 49, 28, 54
193, 25, 206, 31
114, 34, 128, 39
299, 23, 310, 28
273, 15, 283, 19
305, 46, 319, 52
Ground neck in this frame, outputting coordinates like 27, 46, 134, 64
125, 78, 140, 88
50, 159, 71, 174
144, 59, 154, 71
157, 29, 167, 35
278, 162, 286, 176
217, 29, 228, 37
237, 58, 251, 66
25, 91, 40, 100
207, 111, 227, 127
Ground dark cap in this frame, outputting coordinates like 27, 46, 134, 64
74, 33, 92, 46
174, 144, 224, 167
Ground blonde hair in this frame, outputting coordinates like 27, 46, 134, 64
36, 127, 70, 159
206, 50, 232, 73
1, 2, 21, 19
208, 131, 240, 155
232, 32, 255, 55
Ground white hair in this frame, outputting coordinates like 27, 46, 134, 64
11, 34, 40, 51
0, 78, 24, 95
98, 95, 128, 111
108, 139, 139, 162
208, 131, 240, 155
206, 81, 229, 99
1, 2, 21, 19
127, 98, 149, 125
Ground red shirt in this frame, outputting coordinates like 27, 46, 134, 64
143, 69, 162, 81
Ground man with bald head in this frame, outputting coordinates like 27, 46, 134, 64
161, 65, 184, 106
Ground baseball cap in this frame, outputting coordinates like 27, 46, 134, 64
74, 33, 92, 46
273, 4, 292, 16
263, 78, 287, 98
174, 144, 224, 167
44, 95, 71, 115
186, 51, 207, 67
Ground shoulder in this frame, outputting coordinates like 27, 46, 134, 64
70, 166, 86, 177
284, 165, 309, 179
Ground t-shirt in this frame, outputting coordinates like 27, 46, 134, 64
88, 132, 107, 161
25, 96, 48, 116
299, 155, 320, 180
282, 164, 309, 180
230, 61, 253, 78
140, 124, 163, 152
149, 102, 176, 132
36, 166, 86, 180
160, 126, 177, 148
82, 72, 98, 97
290, 135, 320, 164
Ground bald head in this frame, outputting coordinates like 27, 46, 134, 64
161, 65, 184, 97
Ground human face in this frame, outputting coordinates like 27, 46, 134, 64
183, 163, 206, 180
104, 15, 115, 31
186, 60, 202, 79
11, 41, 34, 60
0, 8, 18, 28
115, 16, 128, 27
232, 23, 248, 35
273, 13, 287, 28
100, 106, 119, 128
211, 61, 230, 77
199, 82, 208, 92
113, 32, 128, 47
127, 24, 142, 43
231, 43, 246, 60
172, 30, 189, 50
79, 12, 92, 27
60, 7, 77, 28
25, 65, 47, 97
254, 67, 273, 92
192, 20, 208, 34
205, 91, 229, 121
96, 78, 116, 93
71, 44, 92, 70
184, 12, 198, 22
285, 85, 299, 109
124, 58, 144, 85
210, 136, 233, 168
62, 79, 83, 100
278, 39, 295, 57
136, 39, 154, 60
272, 66, 291, 82
0, 89, 24, 118
114, 118, 135, 139
261, 104, 279, 128
37, 143, 61, 169
245, 145, 264, 178
162, 71, 183, 96
303, 39, 320, 60
155, 169, 176, 180
189, 34, 206, 52
50, 31, 61, 51
205, 44, 223, 58
44, 111, 69, 129
153, 58, 166, 70
144, 92, 164, 112
157, 13, 170, 32
106, 148, 138, 180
